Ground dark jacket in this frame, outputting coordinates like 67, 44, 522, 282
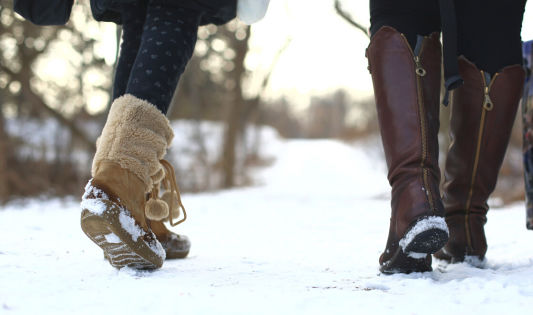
13, 0, 74, 25
14, 0, 236, 26
90, 0, 237, 26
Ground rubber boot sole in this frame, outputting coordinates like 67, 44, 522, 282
81, 199, 165, 270
166, 250, 190, 259
104, 240, 190, 260
380, 217, 449, 274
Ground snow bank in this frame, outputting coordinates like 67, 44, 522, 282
6, 118, 284, 190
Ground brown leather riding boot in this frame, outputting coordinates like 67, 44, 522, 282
435, 57, 525, 264
367, 26, 448, 274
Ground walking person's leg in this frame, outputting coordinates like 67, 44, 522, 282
81, 1, 203, 269
112, 0, 148, 101
124, 0, 201, 114
367, 0, 449, 274
435, 0, 527, 264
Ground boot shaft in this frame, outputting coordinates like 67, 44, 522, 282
437, 57, 525, 262
444, 57, 525, 216
92, 94, 175, 229
367, 27, 448, 273
367, 27, 442, 184
367, 26, 444, 224
92, 94, 174, 193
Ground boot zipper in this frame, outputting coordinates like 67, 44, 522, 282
414, 56, 427, 77
464, 71, 498, 251
400, 34, 435, 212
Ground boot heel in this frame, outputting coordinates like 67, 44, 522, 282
380, 250, 433, 274
81, 197, 166, 270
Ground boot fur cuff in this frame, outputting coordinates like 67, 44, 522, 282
92, 94, 174, 192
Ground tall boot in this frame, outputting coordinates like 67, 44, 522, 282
367, 26, 449, 274
81, 94, 174, 269
435, 57, 525, 263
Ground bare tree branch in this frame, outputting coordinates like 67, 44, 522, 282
258, 36, 293, 95
334, 0, 370, 39
28, 89, 96, 153
0, 63, 96, 152
244, 36, 293, 122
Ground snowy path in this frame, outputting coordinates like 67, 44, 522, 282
1, 139, 533, 314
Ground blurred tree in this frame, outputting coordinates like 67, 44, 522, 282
169, 21, 287, 188
0, 0, 112, 151
0, 105, 7, 202
0, 1, 117, 200
166, 22, 252, 188
306, 91, 348, 138
0, 1, 290, 198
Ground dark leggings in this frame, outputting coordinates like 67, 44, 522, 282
370, 0, 526, 75
113, 0, 201, 114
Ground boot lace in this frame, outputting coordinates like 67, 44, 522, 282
148, 159, 187, 226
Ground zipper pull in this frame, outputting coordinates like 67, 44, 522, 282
414, 56, 426, 77
483, 86, 493, 111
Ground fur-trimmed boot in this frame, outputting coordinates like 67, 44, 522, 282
81, 94, 175, 269
367, 26, 449, 274
434, 57, 525, 264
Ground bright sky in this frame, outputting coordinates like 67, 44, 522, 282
247, 0, 372, 108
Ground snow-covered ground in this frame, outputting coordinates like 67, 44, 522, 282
1, 137, 533, 314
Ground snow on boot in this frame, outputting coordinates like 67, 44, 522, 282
366, 26, 449, 274
81, 94, 174, 270
434, 57, 525, 264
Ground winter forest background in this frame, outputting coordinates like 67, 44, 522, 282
2, 1, 533, 314
0, 0, 530, 204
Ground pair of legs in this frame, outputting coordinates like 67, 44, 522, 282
113, 0, 201, 113
81, 1, 203, 269
368, 0, 526, 273
370, 0, 525, 75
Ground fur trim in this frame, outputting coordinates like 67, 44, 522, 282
92, 94, 174, 192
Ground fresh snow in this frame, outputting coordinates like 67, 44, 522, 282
407, 252, 428, 259
104, 233, 121, 244
1, 136, 533, 315
79, 198, 106, 216
117, 211, 143, 243
80, 181, 107, 215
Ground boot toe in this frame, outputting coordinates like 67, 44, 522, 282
160, 233, 191, 259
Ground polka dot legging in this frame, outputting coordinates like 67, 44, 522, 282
113, 0, 201, 114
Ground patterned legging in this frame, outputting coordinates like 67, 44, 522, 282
113, 0, 202, 114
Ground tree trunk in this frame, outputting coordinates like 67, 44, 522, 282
222, 26, 251, 188
0, 111, 9, 203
